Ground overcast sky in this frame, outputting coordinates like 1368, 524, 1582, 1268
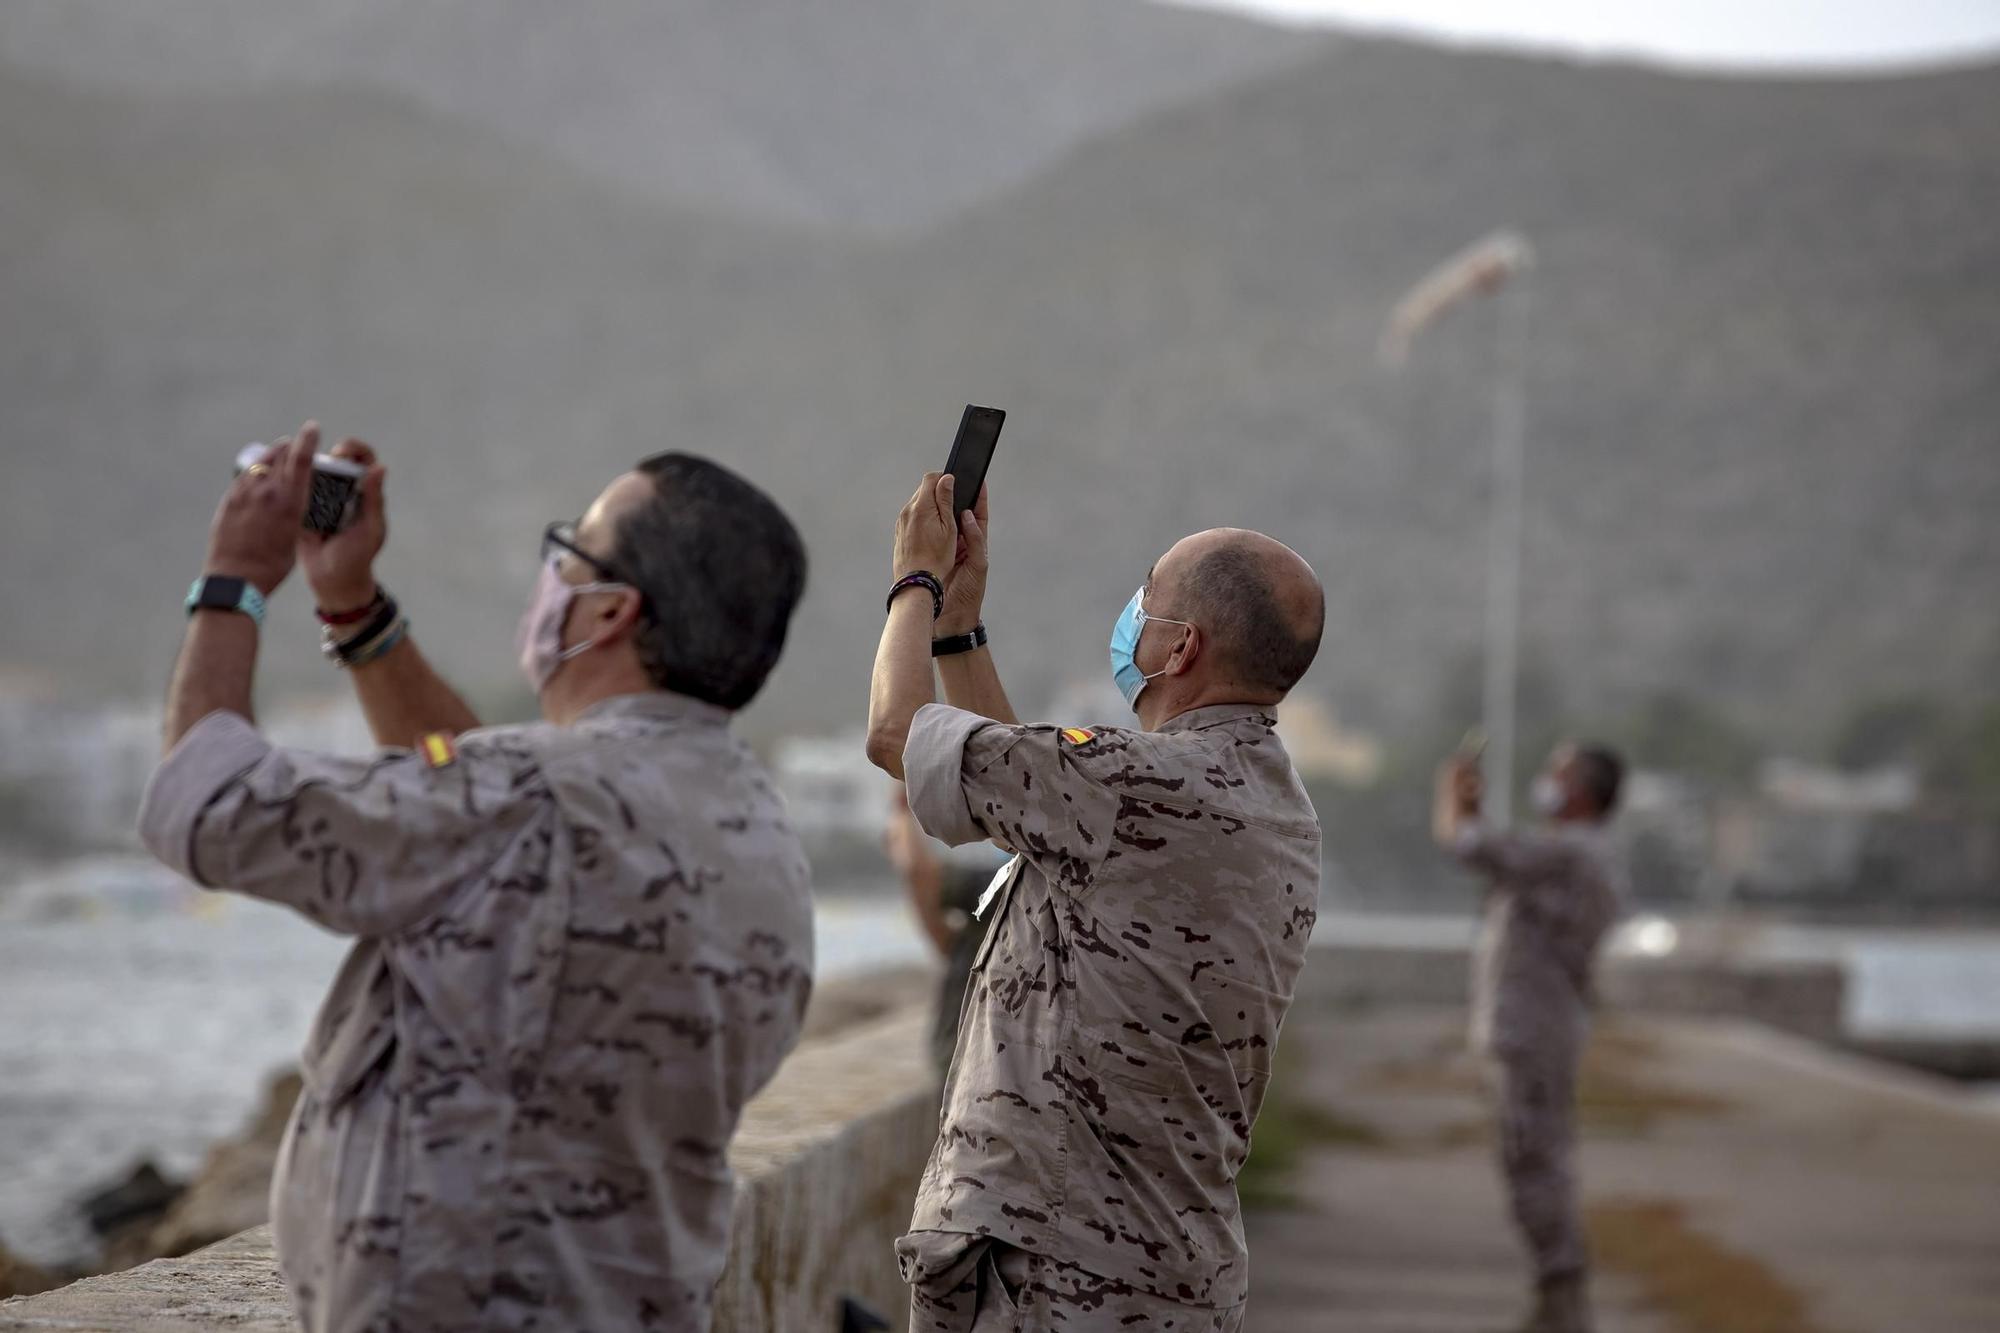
1167, 0, 2000, 70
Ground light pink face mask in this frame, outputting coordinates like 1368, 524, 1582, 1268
516, 557, 630, 693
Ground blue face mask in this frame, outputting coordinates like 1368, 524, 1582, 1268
1108, 587, 1194, 710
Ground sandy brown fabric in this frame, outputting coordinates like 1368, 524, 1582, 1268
902, 1233, 1245, 1333
139, 693, 814, 1333
1458, 823, 1621, 1283
898, 702, 1321, 1308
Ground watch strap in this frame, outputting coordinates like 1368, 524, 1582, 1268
185, 576, 267, 628
931, 623, 988, 657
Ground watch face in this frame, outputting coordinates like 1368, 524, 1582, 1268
198, 576, 248, 609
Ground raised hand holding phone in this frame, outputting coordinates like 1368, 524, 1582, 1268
297, 438, 389, 614
938, 482, 990, 636
205, 426, 318, 595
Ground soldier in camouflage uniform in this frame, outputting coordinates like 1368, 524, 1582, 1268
1433, 742, 1626, 1333
866, 475, 1326, 1332
139, 427, 813, 1333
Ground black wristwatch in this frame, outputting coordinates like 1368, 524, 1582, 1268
184, 574, 267, 627
931, 623, 988, 657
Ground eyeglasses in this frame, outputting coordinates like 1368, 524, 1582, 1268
542, 520, 654, 620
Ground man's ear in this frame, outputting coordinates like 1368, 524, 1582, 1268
1166, 623, 1201, 677
596, 588, 647, 642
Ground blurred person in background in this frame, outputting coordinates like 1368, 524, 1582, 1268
137, 424, 812, 1333
866, 474, 1325, 1333
883, 783, 997, 1082
1432, 741, 1626, 1333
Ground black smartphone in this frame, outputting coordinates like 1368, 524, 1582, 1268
943, 405, 1005, 515
234, 442, 367, 535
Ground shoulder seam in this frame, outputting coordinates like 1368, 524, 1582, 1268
1063, 736, 1319, 842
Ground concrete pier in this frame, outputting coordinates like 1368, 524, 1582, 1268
7, 957, 1997, 1332
1245, 1006, 2000, 1332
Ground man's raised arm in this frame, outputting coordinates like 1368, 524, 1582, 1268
930, 483, 1018, 726
162, 427, 323, 750
865, 473, 960, 779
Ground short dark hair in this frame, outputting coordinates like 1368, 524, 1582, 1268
1574, 743, 1626, 818
1173, 545, 1322, 696
611, 453, 807, 710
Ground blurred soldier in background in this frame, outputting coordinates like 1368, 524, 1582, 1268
867, 474, 1325, 1333
139, 425, 812, 1333
884, 783, 997, 1081
1433, 741, 1626, 1333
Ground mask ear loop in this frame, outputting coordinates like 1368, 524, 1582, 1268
555, 581, 634, 663
1134, 600, 1196, 684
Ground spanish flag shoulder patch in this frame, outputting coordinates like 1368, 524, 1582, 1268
1059, 727, 1097, 746
419, 732, 459, 769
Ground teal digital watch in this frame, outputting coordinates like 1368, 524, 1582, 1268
185, 575, 268, 628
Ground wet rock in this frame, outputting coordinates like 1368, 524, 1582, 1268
0, 1238, 62, 1300
78, 1161, 183, 1238
100, 1071, 301, 1272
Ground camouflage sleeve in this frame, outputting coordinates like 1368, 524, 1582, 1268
1454, 824, 1577, 886
903, 703, 1121, 892
138, 709, 551, 937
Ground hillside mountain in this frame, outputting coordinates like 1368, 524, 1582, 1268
0, 0, 1327, 231
2, 24, 1996, 749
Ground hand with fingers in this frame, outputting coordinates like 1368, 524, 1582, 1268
893, 472, 961, 585
1438, 752, 1485, 818
299, 437, 389, 615
205, 422, 319, 596
936, 484, 989, 637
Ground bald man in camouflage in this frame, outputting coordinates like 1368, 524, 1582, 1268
1434, 742, 1626, 1333
866, 475, 1325, 1332
139, 426, 814, 1332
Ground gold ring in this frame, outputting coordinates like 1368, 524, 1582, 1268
244, 462, 273, 479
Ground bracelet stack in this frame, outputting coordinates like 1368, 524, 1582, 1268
316, 590, 385, 629
886, 571, 944, 619
319, 589, 407, 668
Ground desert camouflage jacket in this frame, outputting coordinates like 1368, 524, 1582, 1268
138, 693, 814, 1333
1457, 823, 1622, 1060
896, 702, 1321, 1309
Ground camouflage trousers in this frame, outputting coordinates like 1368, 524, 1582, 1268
1486, 1049, 1587, 1282
901, 1232, 1243, 1333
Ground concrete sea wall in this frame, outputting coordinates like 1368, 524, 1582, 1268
0, 945, 1927, 1332
0, 1009, 936, 1333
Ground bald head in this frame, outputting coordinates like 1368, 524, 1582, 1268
1151, 529, 1324, 699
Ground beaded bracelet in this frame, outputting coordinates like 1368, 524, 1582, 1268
886, 571, 944, 619
320, 595, 401, 666
341, 617, 408, 669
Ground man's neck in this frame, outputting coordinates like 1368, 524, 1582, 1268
1137, 683, 1281, 732
543, 664, 662, 726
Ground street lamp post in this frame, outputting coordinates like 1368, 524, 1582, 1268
1381, 231, 1536, 826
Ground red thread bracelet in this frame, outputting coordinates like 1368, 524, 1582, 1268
316, 588, 386, 626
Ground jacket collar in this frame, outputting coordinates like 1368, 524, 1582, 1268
578, 689, 732, 730
1157, 702, 1278, 734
